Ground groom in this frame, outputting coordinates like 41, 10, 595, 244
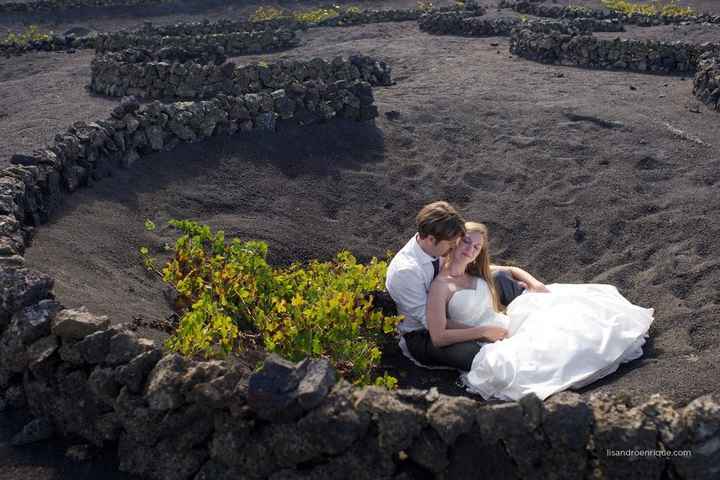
386, 201, 538, 371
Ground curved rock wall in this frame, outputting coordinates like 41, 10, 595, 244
419, 11, 520, 37
0, 0, 437, 16
314, 8, 422, 27
500, 0, 720, 26
0, 291, 718, 480
510, 28, 718, 75
134, 5, 467, 37
132, 6, 466, 39
419, 12, 624, 37
94, 28, 299, 57
0, 34, 96, 57
0, 78, 377, 242
1, 19, 302, 58
0, 0, 468, 17
1, 26, 297, 59
505, 18, 720, 111
137, 18, 306, 37
0, 0, 160, 14
90, 54, 393, 100
2, 5, 466, 57
0, 0, 170, 14
693, 52, 720, 111
529, 17, 625, 34
313, 4, 467, 28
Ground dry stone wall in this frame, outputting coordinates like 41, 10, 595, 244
2, 4, 467, 57
0, 33, 97, 57
90, 54, 392, 100
94, 28, 300, 57
0, 283, 718, 480
93, 4, 469, 53
133, 4, 467, 35
419, 11, 521, 37
314, 8, 423, 26
498, 18, 720, 110
136, 18, 306, 37
510, 28, 719, 75
1, 27, 297, 60
500, 0, 720, 26
419, 12, 624, 37
9, 82, 377, 200
1, 22, 299, 58
528, 17, 624, 34
1, 75, 377, 236
693, 52, 720, 111
0, 0, 170, 14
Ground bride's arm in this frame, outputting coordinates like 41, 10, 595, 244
446, 319, 474, 329
426, 281, 507, 347
490, 265, 549, 292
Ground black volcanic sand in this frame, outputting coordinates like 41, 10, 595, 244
1, 2, 719, 478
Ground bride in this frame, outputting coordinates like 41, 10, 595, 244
426, 222, 654, 401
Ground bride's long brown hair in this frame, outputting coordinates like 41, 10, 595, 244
461, 222, 503, 313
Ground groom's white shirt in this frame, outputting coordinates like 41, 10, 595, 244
386, 234, 440, 334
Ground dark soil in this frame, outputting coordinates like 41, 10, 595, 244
1, 0, 720, 477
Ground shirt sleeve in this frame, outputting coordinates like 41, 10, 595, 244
386, 266, 429, 329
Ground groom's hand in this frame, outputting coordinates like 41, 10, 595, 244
521, 280, 550, 293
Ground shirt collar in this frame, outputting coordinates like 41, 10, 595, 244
412, 234, 438, 264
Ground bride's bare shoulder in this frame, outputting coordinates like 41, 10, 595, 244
429, 275, 456, 297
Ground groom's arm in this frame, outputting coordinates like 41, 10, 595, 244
386, 267, 430, 328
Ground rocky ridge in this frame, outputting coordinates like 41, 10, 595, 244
0, 284, 718, 479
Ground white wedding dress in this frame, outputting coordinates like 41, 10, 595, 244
451, 278, 654, 401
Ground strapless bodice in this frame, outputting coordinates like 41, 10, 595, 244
447, 277, 509, 328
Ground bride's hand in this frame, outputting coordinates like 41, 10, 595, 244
480, 326, 509, 342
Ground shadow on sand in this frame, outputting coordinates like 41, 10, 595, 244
39, 118, 386, 229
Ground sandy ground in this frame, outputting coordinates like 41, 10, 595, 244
1, 0, 720, 477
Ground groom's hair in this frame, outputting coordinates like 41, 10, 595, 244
416, 201, 466, 242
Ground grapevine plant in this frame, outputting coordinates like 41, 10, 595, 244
141, 220, 402, 388
250, 5, 361, 25
1, 25, 52, 46
601, 0, 695, 17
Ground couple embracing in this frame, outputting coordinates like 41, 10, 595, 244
386, 201, 654, 401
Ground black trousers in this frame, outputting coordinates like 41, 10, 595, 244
403, 270, 526, 371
